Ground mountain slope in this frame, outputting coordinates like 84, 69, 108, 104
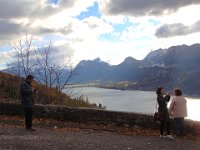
73, 58, 111, 83
72, 44, 200, 97
144, 44, 200, 68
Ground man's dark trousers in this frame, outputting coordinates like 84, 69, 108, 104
25, 107, 33, 129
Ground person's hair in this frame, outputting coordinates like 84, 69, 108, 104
156, 87, 163, 95
26, 75, 34, 80
174, 88, 182, 96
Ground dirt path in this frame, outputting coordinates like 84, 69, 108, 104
1, 126, 200, 150
1, 115, 200, 150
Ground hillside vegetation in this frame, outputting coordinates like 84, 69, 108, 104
0, 72, 97, 108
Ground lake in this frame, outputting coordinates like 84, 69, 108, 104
65, 87, 200, 121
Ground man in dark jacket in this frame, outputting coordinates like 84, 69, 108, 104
20, 75, 36, 131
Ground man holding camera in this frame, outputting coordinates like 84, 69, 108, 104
20, 75, 37, 131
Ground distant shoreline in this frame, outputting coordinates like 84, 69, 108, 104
67, 84, 200, 99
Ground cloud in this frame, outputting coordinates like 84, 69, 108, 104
0, 0, 97, 44
0, 0, 75, 19
54, 44, 74, 59
0, 20, 24, 36
34, 25, 73, 35
102, 0, 200, 16
155, 20, 200, 38
32, 43, 75, 67
0, 41, 75, 70
0, 20, 37, 44
0, 51, 13, 69
0, 19, 73, 44
1, 0, 200, 68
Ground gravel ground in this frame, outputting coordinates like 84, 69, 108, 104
1, 126, 200, 150
1, 115, 200, 150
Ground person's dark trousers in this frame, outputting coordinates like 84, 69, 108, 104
160, 119, 170, 135
24, 107, 33, 129
174, 118, 185, 135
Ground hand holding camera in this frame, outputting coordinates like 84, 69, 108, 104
32, 88, 37, 93
166, 92, 170, 96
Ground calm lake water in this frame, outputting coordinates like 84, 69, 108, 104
66, 87, 200, 121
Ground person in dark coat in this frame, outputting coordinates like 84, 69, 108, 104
20, 75, 36, 131
156, 87, 174, 139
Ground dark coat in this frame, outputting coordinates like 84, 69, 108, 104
157, 94, 170, 120
20, 81, 34, 108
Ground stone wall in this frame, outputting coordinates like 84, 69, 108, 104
0, 103, 200, 135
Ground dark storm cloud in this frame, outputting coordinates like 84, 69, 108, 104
104, 0, 200, 16
0, 19, 73, 43
0, 20, 26, 35
0, 0, 75, 19
0, 20, 28, 42
155, 20, 200, 38
0, 0, 76, 42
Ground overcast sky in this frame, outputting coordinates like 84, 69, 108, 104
0, 0, 200, 69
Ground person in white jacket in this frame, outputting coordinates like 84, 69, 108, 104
169, 88, 187, 136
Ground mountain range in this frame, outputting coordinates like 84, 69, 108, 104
2, 44, 200, 97
72, 44, 200, 97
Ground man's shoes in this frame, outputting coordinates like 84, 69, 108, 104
166, 135, 174, 140
160, 135, 166, 138
30, 128, 36, 131
26, 128, 36, 131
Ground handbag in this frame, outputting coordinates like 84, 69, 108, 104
154, 103, 163, 122
154, 112, 161, 122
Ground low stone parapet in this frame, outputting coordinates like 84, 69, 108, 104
0, 103, 199, 135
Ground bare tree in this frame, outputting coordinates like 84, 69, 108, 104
34, 44, 76, 104
5, 37, 36, 102
8, 36, 35, 77
7, 36, 76, 105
